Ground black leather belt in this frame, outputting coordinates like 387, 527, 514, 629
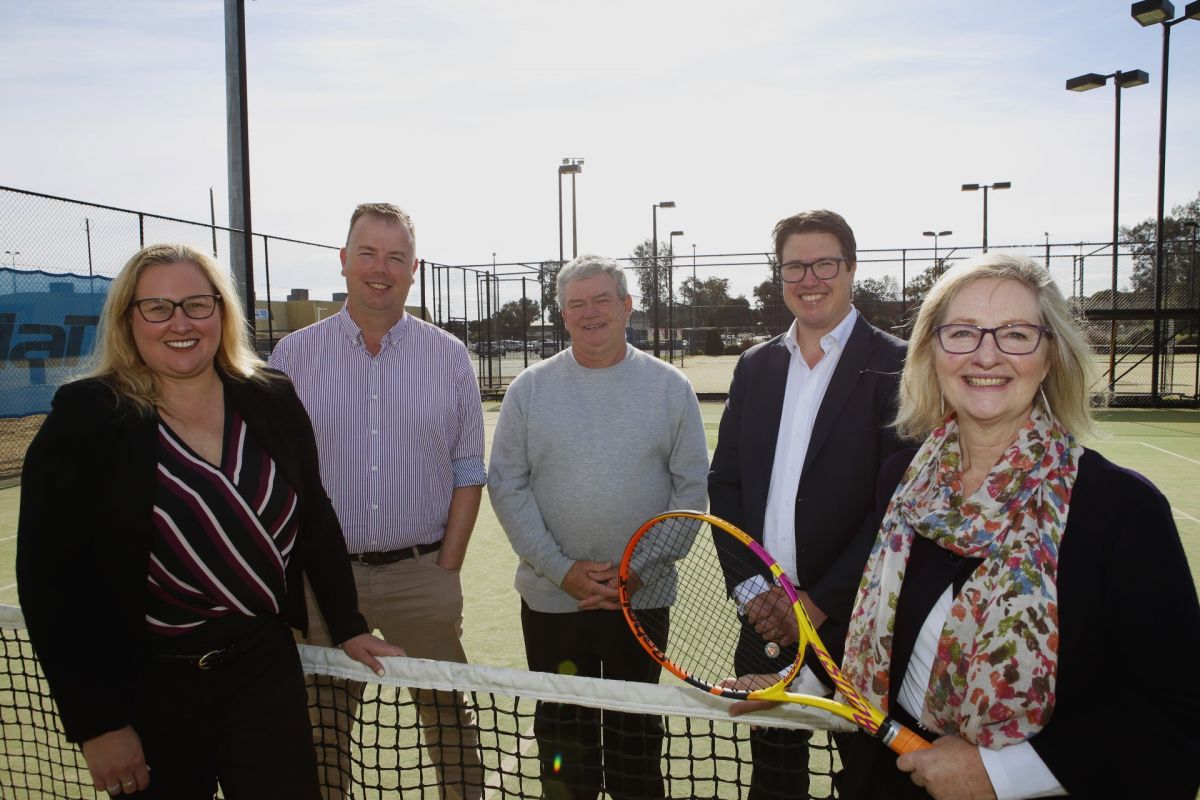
349, 541, 441, 566
150, 620, 275, 670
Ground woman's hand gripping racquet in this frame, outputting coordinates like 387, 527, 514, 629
617, 511, 930, 755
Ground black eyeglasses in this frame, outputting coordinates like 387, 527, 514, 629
129, 294, 222, 323
779, 257, 848, 283
934, 323, 1051, 355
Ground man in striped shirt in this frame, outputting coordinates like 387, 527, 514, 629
269, 203, 485, 800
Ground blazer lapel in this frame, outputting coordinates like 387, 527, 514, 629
802, 316, 873, 476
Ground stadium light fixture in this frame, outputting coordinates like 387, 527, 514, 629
1129, 0, 1198, 403
1132, 0, 1173, 25
1064, 67, 1149, 394
922, 231, 952, 276
651, 201, 677, 358
668, 231, 686, 362
556, 158, 584, 264
960, 182, 1011, 251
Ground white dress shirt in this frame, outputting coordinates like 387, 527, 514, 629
734, 308, 857, 697
762, 307, 858, 586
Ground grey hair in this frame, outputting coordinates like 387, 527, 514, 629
556, 255, 629, 301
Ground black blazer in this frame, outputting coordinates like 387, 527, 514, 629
708, 314, 907, 656
15, 370, 368, 743
837, 447, 1200, 799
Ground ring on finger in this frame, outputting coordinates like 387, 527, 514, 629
122, 780, 137, 788
106, 786, 120, 795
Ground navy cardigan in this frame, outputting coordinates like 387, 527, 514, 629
836, 447, 1200, 799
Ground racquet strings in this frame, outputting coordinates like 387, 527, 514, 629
624, 514, 799, 692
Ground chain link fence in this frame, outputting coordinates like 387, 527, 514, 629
2, 185, 1198, 477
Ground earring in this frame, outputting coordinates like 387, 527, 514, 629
1039, 385, 1051, 416
940, 392, 945, 417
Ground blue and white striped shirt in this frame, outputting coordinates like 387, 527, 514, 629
268, 306, 486, 554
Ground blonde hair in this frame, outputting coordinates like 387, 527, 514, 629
87, 243, 270, 413
895, 252, 1098, 441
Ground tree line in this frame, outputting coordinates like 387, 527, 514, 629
470, 189, 1199, 344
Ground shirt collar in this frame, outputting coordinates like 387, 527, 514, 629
782, 305, 858, 357
335, 304, 410, 349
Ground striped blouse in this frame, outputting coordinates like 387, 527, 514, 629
146, 401, 299, 638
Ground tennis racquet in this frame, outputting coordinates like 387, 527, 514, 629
618, 510, 930, 754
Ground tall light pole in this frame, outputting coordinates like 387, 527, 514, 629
961, 182, 1011, 251
1188, 220, 1199, 402
651, 201, 676, 357
691, 242, 700, 333
4, 251, 19, 295
1066, 67, 1149, 394
669, 230, 684, 362
557, 159, 583, 265
923, 230, 952, 277
1131, 0, 1200, 403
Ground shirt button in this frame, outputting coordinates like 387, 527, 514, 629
371, 504, 379, 510
371, 465, 379, 471
371, 429, 378, 435
371, 394, 378, 400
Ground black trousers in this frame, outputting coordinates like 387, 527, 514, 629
520, 602, 668, 800
131, 617, 320, 800
734, 619, 811, 800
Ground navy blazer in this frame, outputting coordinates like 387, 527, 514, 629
708, 313, 907, 658
16, 370, 368, 743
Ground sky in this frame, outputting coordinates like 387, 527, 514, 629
2, 0, 1199, 301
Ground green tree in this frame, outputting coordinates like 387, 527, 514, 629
490, 297, 541, 338
679, 276, 734, 327
903, 265, 941, 321
539, 260, 564, 329
853, 275, 904, 334
629, 239, 674, 317
1119, 191, 1200, 309
751, 256, 788, 332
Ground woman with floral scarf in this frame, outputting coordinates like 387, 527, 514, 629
837, 254, 1200, 799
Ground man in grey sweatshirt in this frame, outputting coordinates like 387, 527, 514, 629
488, 254, 709, 800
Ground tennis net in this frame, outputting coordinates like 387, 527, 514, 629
0, 605, 851, 798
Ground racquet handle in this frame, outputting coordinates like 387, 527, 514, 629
881, 723, 933, 754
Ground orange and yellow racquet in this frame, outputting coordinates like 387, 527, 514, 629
618, 510, 930, 755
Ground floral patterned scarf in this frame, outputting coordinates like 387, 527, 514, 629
842, 406, 1082, 747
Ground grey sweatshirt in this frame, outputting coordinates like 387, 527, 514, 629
487, 346, 710, 613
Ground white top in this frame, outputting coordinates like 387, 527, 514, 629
762, 307, 859, 585
900, 587, 1066, 799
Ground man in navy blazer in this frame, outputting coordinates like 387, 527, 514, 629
709, 210, 907, 800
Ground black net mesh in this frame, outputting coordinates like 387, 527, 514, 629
0, 608, 846, 799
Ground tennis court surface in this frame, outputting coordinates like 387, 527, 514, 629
0, 406, 1195, 796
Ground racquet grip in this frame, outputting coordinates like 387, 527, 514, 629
887, 726, 933, 754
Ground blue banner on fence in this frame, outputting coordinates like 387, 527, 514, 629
0, 267, 111, 418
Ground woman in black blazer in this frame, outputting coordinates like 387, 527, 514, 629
17, 244, 401, 799
837, 254, 1200, 799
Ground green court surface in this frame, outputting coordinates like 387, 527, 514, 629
0, 404, 1196, 674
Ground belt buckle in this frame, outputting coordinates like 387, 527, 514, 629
197, 649, 223, 670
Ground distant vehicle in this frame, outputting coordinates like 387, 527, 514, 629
634, 339, 688, 352
471, 341, 506, 356
539, 341, 563, 358
500, 340, 524, 353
